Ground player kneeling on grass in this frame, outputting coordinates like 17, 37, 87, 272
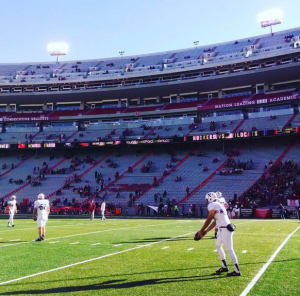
194, 192, 241, 277
7, 195, 17, 227
33, 193, 50, 241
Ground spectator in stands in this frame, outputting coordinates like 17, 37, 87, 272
277, 203, 285, 219
186, 186, 190, 196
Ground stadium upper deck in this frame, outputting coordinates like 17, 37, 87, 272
0, 27, 300, 107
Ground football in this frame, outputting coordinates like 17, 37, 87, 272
194, 231, 203, 241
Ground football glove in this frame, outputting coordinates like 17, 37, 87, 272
33, 216, 37, 221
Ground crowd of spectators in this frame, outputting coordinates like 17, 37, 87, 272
240, 160, 300, 207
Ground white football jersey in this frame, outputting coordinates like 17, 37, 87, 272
208, 201, 230, 227
218, 197, 226, 204
101, 202, 106, 212
34, 199, 50, 218
8, 200, 16, 213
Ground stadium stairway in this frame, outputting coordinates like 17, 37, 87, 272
26, 132, 40, 143
0, 157, 31, 178
240, 140, 297, 198
45, 152, 113, 199
233, 120, 245, 133
2, 156, 68, 200
178, 145, 243, 204
64, 131, 79, 142
133, 146, 198, 202
283, 114, 297, 129
144, 127, 157, 139
105, 150, 155, 189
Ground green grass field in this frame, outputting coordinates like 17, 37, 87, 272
0, 218, 299, 296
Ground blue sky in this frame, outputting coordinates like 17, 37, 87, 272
0, 0, 299, 63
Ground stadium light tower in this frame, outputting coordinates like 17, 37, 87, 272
119, 51, 125, 58
193, 41, 199, 49
257, 8, 284, 35
47, 42, 69, 64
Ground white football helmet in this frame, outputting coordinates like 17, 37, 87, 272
11, 195, 16, 200
205, 192, 218, 203
215, 191, 222, 199
38, 193, 45, 200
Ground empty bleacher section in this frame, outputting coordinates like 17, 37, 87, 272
238, 114, 291, 131
0, 27, 300, 82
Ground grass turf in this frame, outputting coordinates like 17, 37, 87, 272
0, 218, 299, 295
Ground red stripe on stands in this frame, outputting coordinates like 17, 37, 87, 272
283, 114, 296, 129
0, 157, 31, 178
2, 157, 68, 199
26, 132, 40, 143
45, 152, 113, 199
240, 140, 297, 198
105, 150, 155, 189
134, 146, 198, 202
144, 127, 157, 139
64, 131, 79, 142
233, 120, 245, 133
179, 145, 243, 204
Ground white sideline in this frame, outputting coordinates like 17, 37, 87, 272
240, 225, 300, 296
0, 232, 194, 286
0, 222, 178, 248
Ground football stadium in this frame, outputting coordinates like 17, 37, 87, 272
0, 1, 300, 295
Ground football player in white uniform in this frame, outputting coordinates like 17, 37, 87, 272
212, 191, 228, 239
33, 193, 50, 241
196, 192, 241, 276
7, 195, 17, 227
101, 200, 106, 221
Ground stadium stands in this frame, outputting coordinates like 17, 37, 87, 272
0, 27, 300, 82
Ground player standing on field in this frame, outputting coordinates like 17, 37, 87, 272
101, 200, 106, 220
195, 192, 241, 276
33, 193, 50, 241
7, 195, 17, 227
88, 198, 96, 220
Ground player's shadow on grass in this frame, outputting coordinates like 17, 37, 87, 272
0, 241, 26, 244
0, 274, 225, 295
115, 237, 192, 244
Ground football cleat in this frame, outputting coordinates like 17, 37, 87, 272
35, 237, 42, 242
227, 271, 241, 277
12, 225, 15, 227
215, 267, 229, 274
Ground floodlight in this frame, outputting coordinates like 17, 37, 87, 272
47, 42, 69, 63
257, 8, 283, 34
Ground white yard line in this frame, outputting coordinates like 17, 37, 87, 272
70, 242, 80, 245
49, 241, 59, 244
9, 239, 20, 242
0, 232, 194, 286
161, 246, 169, 249
113, 244, 122, 247
242, 250, 248, 253
90, 243, 101, 246
240, 225, 300, 296
187, 248, 194, 251
0, 222, 178, 249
